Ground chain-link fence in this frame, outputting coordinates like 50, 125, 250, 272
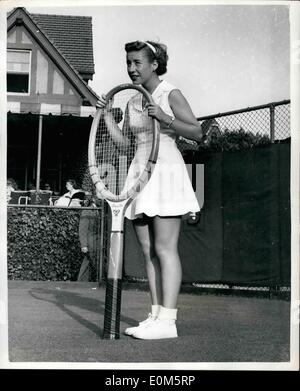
189, 283, 290, 300
172, 99, 290, 298
177, 100, 290, 152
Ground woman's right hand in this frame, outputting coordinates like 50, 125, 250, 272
96, 94, 113, 112
96, 94, 108, 109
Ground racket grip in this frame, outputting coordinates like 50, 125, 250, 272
102, 278, 122, 339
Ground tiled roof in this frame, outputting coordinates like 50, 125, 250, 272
30, 13, 95, 77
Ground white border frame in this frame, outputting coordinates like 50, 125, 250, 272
0, 0, 299, 371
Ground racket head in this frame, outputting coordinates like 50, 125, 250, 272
88, 84, 160, 202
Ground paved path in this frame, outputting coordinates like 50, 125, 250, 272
7, 281, 290, 364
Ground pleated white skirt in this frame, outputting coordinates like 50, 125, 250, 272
124, 138, 200, 220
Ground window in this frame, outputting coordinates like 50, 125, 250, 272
7, 49, 31, 94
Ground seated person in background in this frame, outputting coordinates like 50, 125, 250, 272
55, 179, 85, 207
43, 183, 52, 192
69, 193, 85, 207
42, 182, 53, 205
6, 178, 17, 204
27, 182, 36, 191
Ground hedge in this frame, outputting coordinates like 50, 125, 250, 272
177, 128, 271, 154
198, 128, 271, 152
7, 207, 84, 281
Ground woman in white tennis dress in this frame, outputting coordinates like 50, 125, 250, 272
97, 40, 203, 340
124, 79, 200, 219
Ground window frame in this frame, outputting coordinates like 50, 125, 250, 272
7, 49, 32, 96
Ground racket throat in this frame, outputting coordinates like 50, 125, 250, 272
107, 200, 130, 280
107, 199, 129, 232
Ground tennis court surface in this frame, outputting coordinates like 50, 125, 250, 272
7, 281, 290, 363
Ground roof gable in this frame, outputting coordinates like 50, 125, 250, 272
7, 7, 98, 106
30, 13, 94, 78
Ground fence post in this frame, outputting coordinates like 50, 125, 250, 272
270, 105, 275, 143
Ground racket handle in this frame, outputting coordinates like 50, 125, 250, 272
102, 203, 126, 340
102, 278, 122, 339
108, 231, 124, 279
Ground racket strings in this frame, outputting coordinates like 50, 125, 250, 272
95, 89, 154, 197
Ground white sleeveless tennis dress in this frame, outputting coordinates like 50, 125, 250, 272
124, 80, 200, 220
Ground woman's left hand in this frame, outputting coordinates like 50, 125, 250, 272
146, 103, 168, 123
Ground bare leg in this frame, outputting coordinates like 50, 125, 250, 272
153, 216, 182, 309
133, 216, 162, 306
131, 216, 182, 339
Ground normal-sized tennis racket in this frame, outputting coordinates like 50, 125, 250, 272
88, 84, 160, 339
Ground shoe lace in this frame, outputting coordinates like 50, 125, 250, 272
139, 313, 156, 325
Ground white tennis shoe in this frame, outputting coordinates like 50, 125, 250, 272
124, 313, 157, 336
132, 319, 178, 340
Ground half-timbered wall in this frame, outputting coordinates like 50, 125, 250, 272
7, 25, 83, 116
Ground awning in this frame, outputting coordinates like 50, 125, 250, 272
7, 101, 96, 117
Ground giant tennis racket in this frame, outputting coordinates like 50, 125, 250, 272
88, 84, 160, 339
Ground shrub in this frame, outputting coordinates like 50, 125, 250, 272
177, 127, 271, 154
7, 207, 83, 281
197, 128, 271, 152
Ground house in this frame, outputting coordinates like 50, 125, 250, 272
7, 7, 99, 194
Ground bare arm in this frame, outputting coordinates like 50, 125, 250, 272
97, 95, 131, 149
168, 90, 202, 142
147, 89, 203, 142
103, 112, 130, 149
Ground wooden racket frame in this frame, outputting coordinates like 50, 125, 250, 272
88, 83, 160, 339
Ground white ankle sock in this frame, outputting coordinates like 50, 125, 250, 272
151, 304, 161, 317
158, 306, 177, 321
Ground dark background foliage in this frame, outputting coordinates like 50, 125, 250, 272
199, 128, 271, 152
7, 207, 83, 281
